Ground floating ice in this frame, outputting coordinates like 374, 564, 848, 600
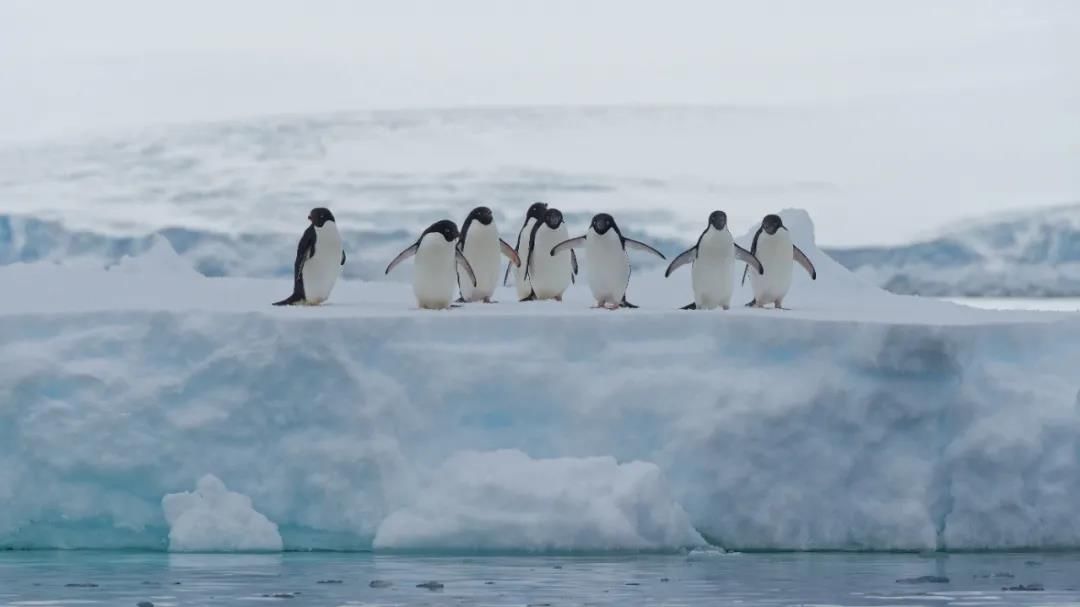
162, 475, 283, 552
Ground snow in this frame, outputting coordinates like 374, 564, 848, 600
162, 474, 283, 552
373, 450, 705, 552
1, 211, 1079, 552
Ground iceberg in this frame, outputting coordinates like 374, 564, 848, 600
1, 213, 1078, 552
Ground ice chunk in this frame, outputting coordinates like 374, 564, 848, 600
374, 449, 705, 552
162, 475, 283, 552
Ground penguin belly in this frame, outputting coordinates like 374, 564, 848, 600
459, 225, 500, 302
300, 223, 344, 304
512, 218, 537, 300
585, 232, 630, 306
529, 224, 573, 300
413, 237, 457, 309
692, 232, 735, 310
749, 231, 794, 306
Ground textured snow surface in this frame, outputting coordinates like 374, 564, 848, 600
2, 213, 1079, 552
162, 474, 283, 552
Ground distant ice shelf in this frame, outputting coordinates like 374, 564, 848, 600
1, 211, 1079, 552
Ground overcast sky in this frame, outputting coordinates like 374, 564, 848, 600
1, 0, 1078, 243
3, 1, 1077, 136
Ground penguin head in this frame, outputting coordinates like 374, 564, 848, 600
424, 219, 460, 243
590, 213, 617, 236
762, 214, 784, 235
309, 207, 336, 227
526, 202, 549, 221
708, 210, 728, 231
543, 208, 564, 229
467, 206, 494, 226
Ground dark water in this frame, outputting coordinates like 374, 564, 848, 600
0, 551, 1077, 606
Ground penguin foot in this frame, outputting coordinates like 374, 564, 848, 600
722, 305, 730, 311
520, 292, 537, 302
681, 302, 697, 310
602, 302, 620, 310
554, 295, 563, 302
455, 296, 466, 304
482, 297, 496, 304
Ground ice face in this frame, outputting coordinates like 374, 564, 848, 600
0, 213, 1078, 552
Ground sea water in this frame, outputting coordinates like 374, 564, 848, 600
0, 551, 1077, 606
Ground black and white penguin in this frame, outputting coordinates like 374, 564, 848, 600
522, 207, 578, 301
665, 210, 763, 310
551, 213, 665, 309
741, 214, 817, 309
386, 220, 478, 310
505, 201, 549, 300
272, 207, 346, 306
457, 206, 520, 303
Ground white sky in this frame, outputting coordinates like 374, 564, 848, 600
1, 0, 1079, 244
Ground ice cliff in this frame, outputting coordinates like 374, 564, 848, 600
1, 211, 1078, 552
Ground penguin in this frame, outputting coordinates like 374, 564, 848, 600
521, 207, 578, 301
385, 220, 478, 310
273, 207, 346, 306
505, 202, 549, 300
740, 214, 817, 309
550, 213, 665, 309
664, 210, 764, 310
457, 206, 521, 303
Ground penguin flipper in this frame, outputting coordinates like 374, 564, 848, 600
623, 237, 666, 260
793, 245, 817, 280
505, 219, 529, 286
523, 220, 547, 281
499, 238, 522, 267
456, 248, 478, 287
570, 249, 579, 275
385, 241, 420, 275
665, 246, 697, 277
620, 297, 639, 309
520, 291, 537, 302
740, 264, 750, 286
551, 236, 587, 256
341, 249, 346, 266
276, 226, 315, 306
735, 244, 763, 275
681, 302, 697, 310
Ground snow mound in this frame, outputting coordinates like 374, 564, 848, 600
162, 475, 283, 552
374, 450, 705, 552
827, 202, 1080, 296
109, 234, 199, 276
